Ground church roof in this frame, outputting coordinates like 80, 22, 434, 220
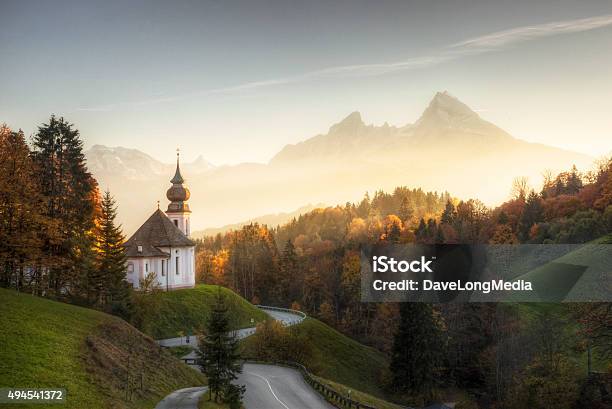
124, 209, 195, 257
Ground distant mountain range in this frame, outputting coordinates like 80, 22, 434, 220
86, 92, 593, 235
87, 145, 213, 180
190, 204, 325, 238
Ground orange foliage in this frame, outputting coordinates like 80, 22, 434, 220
542, 195, 585, 220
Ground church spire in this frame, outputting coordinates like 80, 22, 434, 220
170, 148, 185, 184
166, 148, 191, 214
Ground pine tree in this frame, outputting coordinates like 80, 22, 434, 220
278, 239, 298, 305
386, 219, 402, 243
566, 164, 583, 195
198, 289, 243, 403
398, 196, 414, 224
31, 116, 98, 296
441, 200, 457, 225
415, 218, 427, 242
518, 191, 544, 242
94, 191, 131, 318
390, 303, 444, 400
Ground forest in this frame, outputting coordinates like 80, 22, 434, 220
195, 159, 612, 407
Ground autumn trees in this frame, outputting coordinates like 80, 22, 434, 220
193, 159, 612, 407
0, 119, 129, 316
0, 126, 46, 290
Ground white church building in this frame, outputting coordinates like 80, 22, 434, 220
124, 153, 196, 290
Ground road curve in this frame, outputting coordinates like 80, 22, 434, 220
155, 307, 309, 409
157, 306, 305, 348
236, 363, 335, 409
154, 386, 208, 409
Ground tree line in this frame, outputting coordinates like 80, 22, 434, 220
0, 120, 130, 318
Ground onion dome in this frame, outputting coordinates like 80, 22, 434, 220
166, 151, 191, 213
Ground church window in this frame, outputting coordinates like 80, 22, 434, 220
127, 263, 134, 273
145, 263, 148, 273
175, 257, 179, 274
161, 260, 165, 276
174, 220, 178, 227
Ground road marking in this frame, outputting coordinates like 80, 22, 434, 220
245, 371, 291, 409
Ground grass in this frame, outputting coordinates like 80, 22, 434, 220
241, 317, 390, 398
167, 345, 194, 359
139, 285, 267, 339
0, 288, 205, 409
511, 233, 612, 302
313, 376, 403, 409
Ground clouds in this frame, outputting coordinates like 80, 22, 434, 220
452, 14, 612, 50
77, 13, 612, 111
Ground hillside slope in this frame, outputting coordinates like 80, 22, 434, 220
0, 289, 205, 409
513, 234, 612, 302
139, 284, 268, 339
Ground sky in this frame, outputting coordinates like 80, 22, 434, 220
1, 0, 612, 165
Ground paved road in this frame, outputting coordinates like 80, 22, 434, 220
157, 307, 304, 348
155, 386, 208, 409
236, 363, 335, 409
155, 307, 307, 409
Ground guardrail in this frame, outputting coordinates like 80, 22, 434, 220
256, 305, 308, 320
241, 358, 378, 409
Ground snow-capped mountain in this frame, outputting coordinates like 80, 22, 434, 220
86, 145, 213, 180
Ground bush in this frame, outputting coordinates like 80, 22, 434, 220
243, 319, 312, 365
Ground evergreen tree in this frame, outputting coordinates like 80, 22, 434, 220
390, 303, 444, 400
278, 239, 298, 304
441, 200, 457, 225
31, 116, 98, 296
356, 192, 371, 218
198, 289, 243, 404
398, 196, 414, 224
389, 222, 402, 243
518, 191, 544, 241
566, 165, 583, 195
94, 191, 131, 318
415, 218, 427, 242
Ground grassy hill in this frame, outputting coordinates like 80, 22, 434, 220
0, 288, 205, 409
512, 233, 612, 302
241, 317, 390, 398
138, 284, 267, 339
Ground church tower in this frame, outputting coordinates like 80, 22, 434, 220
166, 150, 191, 237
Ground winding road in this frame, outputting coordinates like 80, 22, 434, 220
155, 307, 313, 409
237, 363, 334, 409
155, 387, 208, 409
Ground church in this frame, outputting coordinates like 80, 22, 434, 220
124, 152, 196, 290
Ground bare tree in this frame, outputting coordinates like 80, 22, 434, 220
510, 177, 529, 201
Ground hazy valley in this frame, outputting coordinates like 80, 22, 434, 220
87, 92, 593, 235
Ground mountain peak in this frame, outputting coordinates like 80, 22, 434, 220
329, 111, 365, 135
423, 91, 478, 120
413, 91, 512, 140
